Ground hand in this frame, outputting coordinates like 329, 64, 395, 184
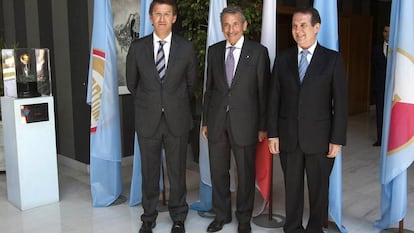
268, 137, 280, 155
201, 126, 208, 140
258, 131, 267, 142
327, 143, 342, 158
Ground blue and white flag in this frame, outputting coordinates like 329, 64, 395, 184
374, 0, 414, 229
253, 0, 276, 215
139, 0, 153, 37
129, 0, 153, 207
261, 0, 276, 68
313, 1, 347, 232
86, 0, 122, 207
190, 0, 227, 212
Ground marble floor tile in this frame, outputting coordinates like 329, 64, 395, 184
1, 110, 414, 233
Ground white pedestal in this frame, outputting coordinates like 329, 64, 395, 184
0, 96, 59, 210
0, 121, 5, 171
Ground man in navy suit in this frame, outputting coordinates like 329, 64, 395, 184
201, 6, 270, 233
126, 0, 197, 232
371, 25, 390, 147
267, 7, 347, 233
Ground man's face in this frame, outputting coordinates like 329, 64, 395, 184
150, 3, 176, 38
221, 13, 247, 45
291, 12, 320, 49
383, 26, 390, 43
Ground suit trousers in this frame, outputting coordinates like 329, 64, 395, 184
375, 88, 385, 142
279, 146, 334, 233
208, 113, 256, 224
137, 114, 189, 222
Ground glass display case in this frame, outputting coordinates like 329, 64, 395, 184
1, 48, 51, 98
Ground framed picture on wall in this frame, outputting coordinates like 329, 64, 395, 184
112, 0, 141, 88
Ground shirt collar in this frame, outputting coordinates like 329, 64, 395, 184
153, 32, 172, 44
226, 36, 244, 50
298, 40, 317, 55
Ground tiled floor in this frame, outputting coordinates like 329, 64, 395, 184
1, 110, 414, 233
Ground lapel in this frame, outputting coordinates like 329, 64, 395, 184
164, 34, 179, 84
216, 42, 228, 88
379, 43, 387, 61
143, 35, 161, 83
230, 41, 249, 88
287, 47, 301, 86
304, 44, 325, 84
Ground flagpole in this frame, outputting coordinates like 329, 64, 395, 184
252, 156, 285, 228
252, 0, 284, 228
378, 219, 414, 233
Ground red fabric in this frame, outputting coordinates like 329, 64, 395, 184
255, 137, 272, 202
388, 102, 414, 152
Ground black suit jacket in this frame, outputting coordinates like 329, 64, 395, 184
267, 43, 347, 153
371, 43, 387, 96
126, 34, 198, 137
203, 39, 270, 146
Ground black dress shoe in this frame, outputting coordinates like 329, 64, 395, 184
139, 221, 156, 233
238, 223, 251, 233
171, 221, 185, 233
207, 219, 232, 232
372, 141, 381, 147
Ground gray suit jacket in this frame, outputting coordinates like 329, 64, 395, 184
203, 39, 270, 146
267, 43, 348, 153
126, 34, 198, 137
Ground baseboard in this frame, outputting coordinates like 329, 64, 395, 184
58, 154, 135, 174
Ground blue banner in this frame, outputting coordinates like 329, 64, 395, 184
313, 1, 347, 232
374, 0, 414, 229
190, 0, 227, 212
129, 0, 153, 207
86, 0, 122, 207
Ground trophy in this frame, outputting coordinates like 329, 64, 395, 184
2, 48, 51, 98
16, 50, 41, 98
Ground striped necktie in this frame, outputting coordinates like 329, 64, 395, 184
156, 40, 166, 82
299, 50, 309, 83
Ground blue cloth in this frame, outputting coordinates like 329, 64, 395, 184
190, 0, 227, 212
129, 134, 142, 206
86, 0, 122, 207
313, 1, 347, 232
374, 0, 414, 229
139, 0, 153, 37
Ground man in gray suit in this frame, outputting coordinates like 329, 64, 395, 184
126, 0, 197, 233
268, 7, 347, 233
201, 6, 270, 233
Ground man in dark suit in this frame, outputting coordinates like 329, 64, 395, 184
267, 7, 347, 233
201, 6, 270, 233
371, 25, 390, 147
126, 0, 197, 233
